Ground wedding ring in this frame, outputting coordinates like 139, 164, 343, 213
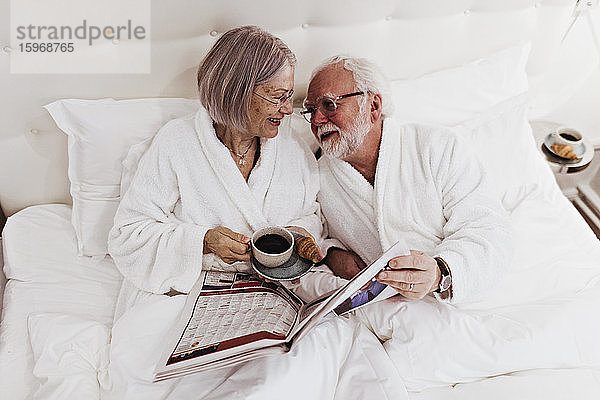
408, 283, 414, 292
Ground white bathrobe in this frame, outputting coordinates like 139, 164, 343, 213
103, 108, 403, 400
318, 117, 514, 305
108, 107, 344, 310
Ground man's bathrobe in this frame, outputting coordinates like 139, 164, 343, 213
318, 118, 514, 305
103, 108, 405, 400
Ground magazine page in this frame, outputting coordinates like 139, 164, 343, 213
332, 281, 398, 316
154, 271, 304, 380
288, 240, 410, 344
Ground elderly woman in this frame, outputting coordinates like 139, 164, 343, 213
108, 26, 326, 307
105, 26, 401, 400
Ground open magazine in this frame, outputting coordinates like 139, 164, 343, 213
153, 240, 409, 382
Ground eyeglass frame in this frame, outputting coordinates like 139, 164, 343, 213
300, 91, 365, 123
252, 89, 294, 107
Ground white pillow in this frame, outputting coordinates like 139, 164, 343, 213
44, 98, 200, 256
452, 94, 559, 206
389, 43, 558, 204
390, 44, 530, 126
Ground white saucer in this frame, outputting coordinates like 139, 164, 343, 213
543, 133, 585, 162
250, 232, 315, 281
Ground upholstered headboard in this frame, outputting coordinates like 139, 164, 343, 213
1, 0, 599, 216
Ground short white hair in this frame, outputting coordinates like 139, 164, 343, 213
311, 55, 394, 117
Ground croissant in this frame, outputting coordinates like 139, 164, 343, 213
295, 235, 322, 263
551, 143, 578, 160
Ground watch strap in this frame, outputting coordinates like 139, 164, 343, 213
434, 256, 452, 296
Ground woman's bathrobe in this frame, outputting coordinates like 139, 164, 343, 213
102, 108, 404, 400
108, 107, 343, 309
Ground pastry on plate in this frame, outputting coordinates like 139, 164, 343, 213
295, 235, 322, 263
551, 143, 578, 160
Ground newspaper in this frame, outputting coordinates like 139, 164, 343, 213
154, 240, 409, 382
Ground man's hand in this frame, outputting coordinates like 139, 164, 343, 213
376, 250, 440, 300
203, 226, 251, 264
324, 248, 367, 280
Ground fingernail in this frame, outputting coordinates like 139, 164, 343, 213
389, 261, 396, 267
379, 272, 387, 279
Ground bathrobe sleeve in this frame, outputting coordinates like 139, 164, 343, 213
283, 134, 327, 246
432, 133, 515, 304
108, 126, 210, 295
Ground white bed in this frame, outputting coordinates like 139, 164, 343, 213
3, 196, 600, 399
2, 1, 600, 399
0, 205, 122, 399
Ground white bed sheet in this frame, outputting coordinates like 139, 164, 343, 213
0, 204, 122, 400
2, 192, 600, 400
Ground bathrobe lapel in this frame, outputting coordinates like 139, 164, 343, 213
373, 118, 400, 251
194, 109, 272, 231
325, 155, 381, 261
247, 135, 277, 219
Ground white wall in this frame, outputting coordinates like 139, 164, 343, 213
1, 0, 598, 216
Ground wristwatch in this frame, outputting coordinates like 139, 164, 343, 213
434, 257, 452, 295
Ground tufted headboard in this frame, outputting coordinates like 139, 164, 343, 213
1, 0, 599, 216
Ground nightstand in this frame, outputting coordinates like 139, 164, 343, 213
0, 205, 5, 319
531, 120, 600, 238
0, 237, 4, 320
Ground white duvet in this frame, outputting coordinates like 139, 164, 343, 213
4, 179, 600, 399
355, 189, 600, 393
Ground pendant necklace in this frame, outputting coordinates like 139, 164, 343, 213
229, 139, 255, 165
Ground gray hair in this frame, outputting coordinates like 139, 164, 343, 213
311, 55, 393, 117
197, 26, 296, 132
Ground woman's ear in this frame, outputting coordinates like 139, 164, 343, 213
370, 93, 383, 123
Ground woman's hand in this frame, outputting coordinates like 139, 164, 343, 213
324, 247, 367, 280
376, 250, 440, 300
203, 226, 251, 264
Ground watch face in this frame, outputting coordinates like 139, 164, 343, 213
439, 275, 452, 292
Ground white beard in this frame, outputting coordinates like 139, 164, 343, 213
318, 110, 370, 159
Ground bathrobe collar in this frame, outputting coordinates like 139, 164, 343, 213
194, 108, 278, 231
321, 117, 399, 252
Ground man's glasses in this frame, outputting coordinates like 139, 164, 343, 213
253, 89, 294, 107
300, 91, 364, 123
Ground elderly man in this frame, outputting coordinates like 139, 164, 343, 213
302, 56, 513, 304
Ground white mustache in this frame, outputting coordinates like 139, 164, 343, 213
317, 123, 340, 139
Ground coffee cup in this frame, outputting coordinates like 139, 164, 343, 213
549, 127, 584, 152
251, 227, 294, 268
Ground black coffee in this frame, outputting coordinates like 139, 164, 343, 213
559, 133, 579, 142
255, 234, 290, 254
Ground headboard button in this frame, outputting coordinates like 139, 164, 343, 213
463, 9, 471, 15
30, 129, 39, 135
301, 23, 309, 29
210, 30, 218, 37
2, 46, 12, 53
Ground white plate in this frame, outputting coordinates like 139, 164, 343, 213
543, 134, 585, 161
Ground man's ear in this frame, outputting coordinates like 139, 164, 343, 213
370, 93, 383, 123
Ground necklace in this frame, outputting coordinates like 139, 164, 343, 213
227, 139, 255, 165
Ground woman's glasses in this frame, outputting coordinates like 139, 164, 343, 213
253, 89, 294, 107
300, 91, 364, 123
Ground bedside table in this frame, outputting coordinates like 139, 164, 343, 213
530, 120, 600, 238
0, 237, 5, 320
530, 120, 595, 174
